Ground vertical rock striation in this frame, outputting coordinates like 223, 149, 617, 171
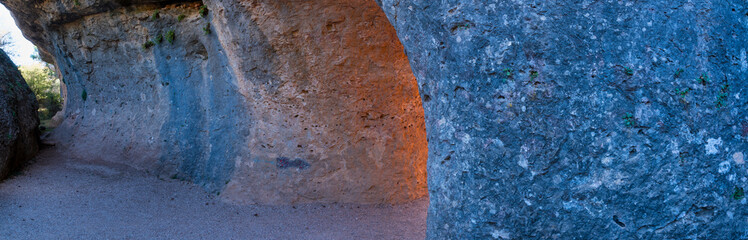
1, 0, 427, 204
379, 0, 747, 238
0, 49, 39, 180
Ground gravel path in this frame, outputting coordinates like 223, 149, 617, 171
0, 147, 427, 239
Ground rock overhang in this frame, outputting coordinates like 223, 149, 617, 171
0, 0, 429, 205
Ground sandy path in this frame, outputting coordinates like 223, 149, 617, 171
0, 147, 427, 239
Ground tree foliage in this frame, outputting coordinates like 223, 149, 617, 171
19, 64, 62, 120
0, 31, 14, 56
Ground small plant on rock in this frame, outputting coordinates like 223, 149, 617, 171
530, 70, 539, 81
503, 68, 513, 81
202, 23, 211, 35
154, 34, 163, 44
142, 40, 155, 49
698, 73, 709, 85
165, 30, 175, 44
74, 0, 81, 6
81, 89, 88, 101
734, 187, 745, 200
675, 87, 691, 98
151, 10, 160, 20
178, 14, 186, 21
199, 5, 209, 18
622, 112, 636, 127
674, 68, 684, 78
715, 83, 730, 108
623, 67, 634, 76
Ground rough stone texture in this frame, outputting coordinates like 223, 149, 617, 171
6, 0, 746, 238
379, 0, 747, 238
208, 0, 427, 204
1, 0, 426, 204
0, 49, 39, 180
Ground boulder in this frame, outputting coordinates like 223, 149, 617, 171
0, 49, 39, 180
379, 0, 747, 238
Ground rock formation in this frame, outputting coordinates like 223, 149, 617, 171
3, 0, 747, 238
0, 0, 427, 204
0, 49, 39, 180
379, 0, 747, 238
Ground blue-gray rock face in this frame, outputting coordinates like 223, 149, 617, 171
379, 0, 747, 238
0, 49, 39, 180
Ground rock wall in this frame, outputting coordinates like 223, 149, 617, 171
1, 0, 427, 204
379, 0, 747, 238
0, 49, 39, 180
6, 0, 746, 238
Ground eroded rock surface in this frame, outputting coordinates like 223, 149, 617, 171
6, 0, 745, 238
379, 0, 747, 238
0, 49, 39, 180
1, 0, 426, 204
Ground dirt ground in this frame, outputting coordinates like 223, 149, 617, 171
0, 147, 428, 239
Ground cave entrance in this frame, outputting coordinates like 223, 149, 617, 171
0, 4, 64, 132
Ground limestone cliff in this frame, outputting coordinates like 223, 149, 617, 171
1, 0, 427, 204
